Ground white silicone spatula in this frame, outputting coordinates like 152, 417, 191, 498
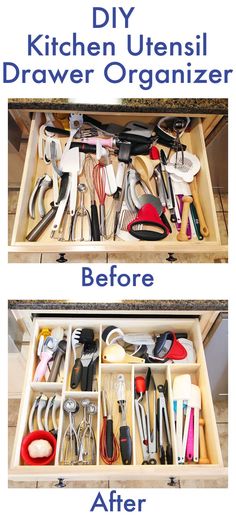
173, 374, 191, 464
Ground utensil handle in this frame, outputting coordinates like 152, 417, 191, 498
190, 178, 209, 237
186, 408, 194, 461
106, 418, 114, 459
70, 358, 81, 389
26, 205, 57, 242
119, 425, 132, 465
194, 408, 199, 462
33, 351, 52, 382
199, 418, 210, 464
182, 406, 191, 462
177, 195, 193, 241
91, 203, 100, 241
48, 350, 64, 382
100, 204, 106, 237
176, 400, 183, 463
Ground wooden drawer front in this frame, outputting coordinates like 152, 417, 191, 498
10, 112, 224, 256
9, 316, 226, 482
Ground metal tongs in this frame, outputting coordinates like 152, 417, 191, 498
134, 368, 157, 464
157, 382, 173, 464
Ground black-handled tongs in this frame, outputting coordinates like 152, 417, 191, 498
157, 381, 173, 464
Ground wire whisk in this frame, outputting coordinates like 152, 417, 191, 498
92, 163, 107, 238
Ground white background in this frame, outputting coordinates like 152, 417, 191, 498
0, 0, 235, 516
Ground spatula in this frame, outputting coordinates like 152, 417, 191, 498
182, 383, 199, 462
173, 374, 191, 464
192, 384, 201, 462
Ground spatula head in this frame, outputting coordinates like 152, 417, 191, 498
189, 384, 201, 409
173, 374, 191, 400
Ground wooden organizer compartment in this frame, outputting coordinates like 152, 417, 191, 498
10, 111, 224, 256
9, 316, 226, 482
99, 364, 134, 465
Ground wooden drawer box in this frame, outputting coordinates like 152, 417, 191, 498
9, 111, 226, 258
9, 315, 227, 483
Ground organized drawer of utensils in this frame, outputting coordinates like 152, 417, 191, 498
10, 316, 225, 481
10, 111, 223, 256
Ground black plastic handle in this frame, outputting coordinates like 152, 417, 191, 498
86, 360, 94, 391
159, 445, 165, 465
91, 203, 101, 241
119, 425, 132, 465
129, 223, 168, 241
166, 444, 173, 465
70, 142, 97, 154
81, 364, 89, 391
70, 358, 81, 389
106, 419, 114, 459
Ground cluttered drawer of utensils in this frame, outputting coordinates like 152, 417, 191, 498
10, 111, 223, 255
9, 316, 226, 481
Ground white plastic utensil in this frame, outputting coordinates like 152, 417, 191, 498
166, 151, 200, 182
193, 385, 201, 462
173, 374, 191, 464
102, 344, 145, 364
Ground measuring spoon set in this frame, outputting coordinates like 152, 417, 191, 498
26, 113, 209, 244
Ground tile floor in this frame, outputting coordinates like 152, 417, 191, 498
8, 398, 228, 489
8, 189, 228, 263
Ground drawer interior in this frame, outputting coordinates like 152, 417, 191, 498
10, 317, 223, 478
11, 112, 221, 252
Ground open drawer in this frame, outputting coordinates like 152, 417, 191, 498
9, 315, 227, 483
9, 110, 225, 258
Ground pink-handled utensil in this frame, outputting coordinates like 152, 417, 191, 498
186, 408, 194, 461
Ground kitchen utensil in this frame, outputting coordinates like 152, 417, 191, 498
79, 402, 97, 465
48, 340, 67, 382
50, 174, 71, 238
102, 326, 155, 348
71, 183, 91, 241
70, 328, 94, 390
116, 141, 132, 192
26, 203, 58, 242
134, 376, 149, 464
34, 337, 58, 382
44, 394, 61, 436
83, 154, 100, 241
102, 344, 145, 364
133, 156, 156, 195
29, 174, 52, 219
192, 385, 201, 462
189, 176, 209, 237
190, 202, 203, 240
115, 374, 132, 465
138, 194, 172, 233
28, 395, 43, 432
21, 430, 57, 466
199, 418, 210, 464
166, 151, 200, 182
60, 399, 80, 465
154, 331, 187, 361
93, 163, 107, 237
177, 195, 193, 241
100, 389, 120, 464
182, 384, 199, 462
125, 168, 151, 211
36, 394, 48, 430
104, 162, 117, 195
186, 408, 194, 461
157, 382, 173, 464
77, 399, 90, 446
173, 374, 191, 464
135, 370, 157, 464
172, 338, 196, 364
160, 149, 177, 222
127, 203, 169, 241
153, 164, 167, 207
